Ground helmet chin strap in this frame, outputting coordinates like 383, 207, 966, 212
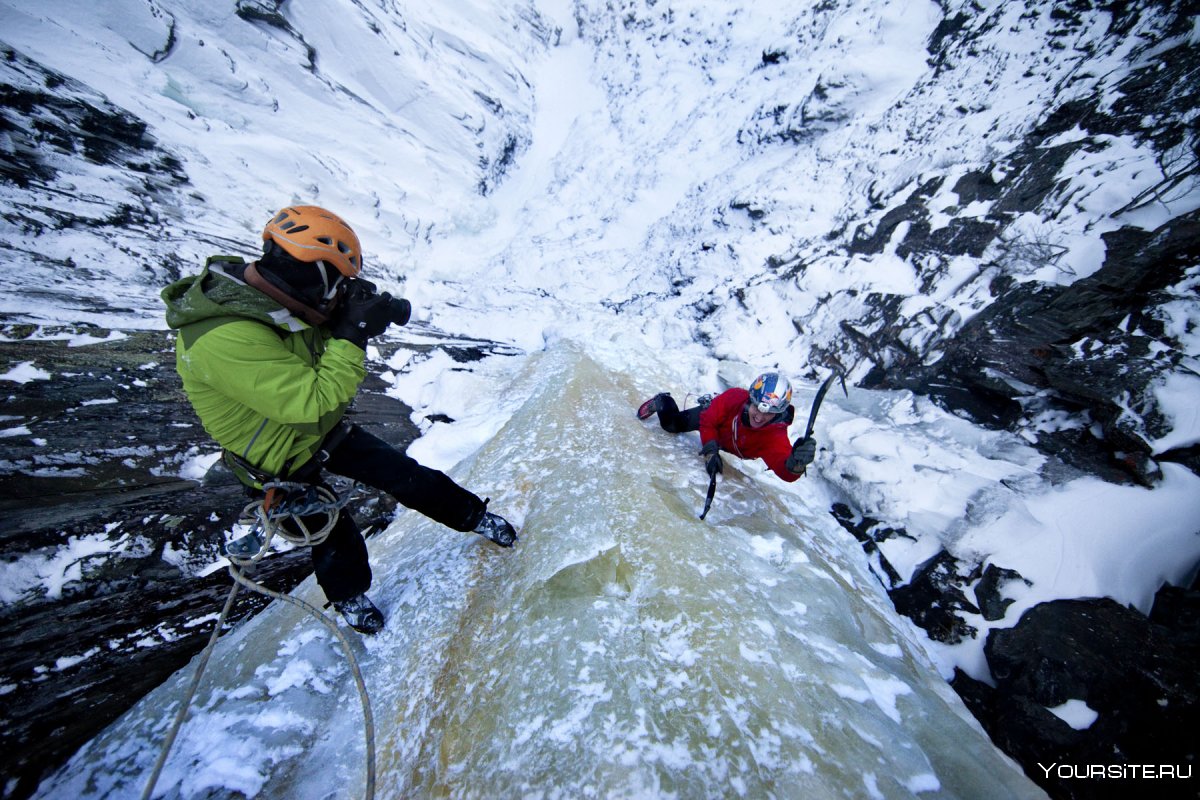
244, 262, 330, 326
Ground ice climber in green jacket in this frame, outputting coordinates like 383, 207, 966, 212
163, 204, 517, 634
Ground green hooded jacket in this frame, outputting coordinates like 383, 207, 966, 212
162, 256, 366, 482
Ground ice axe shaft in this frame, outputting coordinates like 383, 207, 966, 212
699, 472, 717, 520
803, 370, 846, 441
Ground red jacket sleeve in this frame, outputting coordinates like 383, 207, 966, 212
698, 388, 747, 448
762, 428, 802, 483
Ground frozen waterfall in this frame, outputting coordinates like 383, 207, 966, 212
38, 343, 1042, 799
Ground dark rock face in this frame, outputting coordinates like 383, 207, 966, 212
830, 505, 982, 644
829, 502, 908, 587
974, 563, 1031, 622
0, 327, 293, 800
0, 322, 507, 799
953, 587, 1200, 799
807, 0, 1200, 490
889, 550, 981, 645
0, 47, 187, 190
832, 496, 1199, 799
892, 212, 1200, 487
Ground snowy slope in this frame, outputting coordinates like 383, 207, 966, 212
0, 0, 545, 325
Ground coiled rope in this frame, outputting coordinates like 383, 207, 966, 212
141, 484, 375, 800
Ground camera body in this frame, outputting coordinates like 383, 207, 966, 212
342, 278, 411, 327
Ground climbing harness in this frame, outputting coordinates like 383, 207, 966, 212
142, 482, 376, 800
225, 480, 358, 564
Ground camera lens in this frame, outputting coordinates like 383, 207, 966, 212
386, 296, 411, 326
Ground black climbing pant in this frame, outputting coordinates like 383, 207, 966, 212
285, 424, 487, 603
655, 395, 703, 434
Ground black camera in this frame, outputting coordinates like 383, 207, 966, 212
343, 278, 411, 327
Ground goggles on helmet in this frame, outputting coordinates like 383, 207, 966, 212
748, 372, 792, 415
755, 394, 787, 414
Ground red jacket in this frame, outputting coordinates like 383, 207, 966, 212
699, 387, 800, 482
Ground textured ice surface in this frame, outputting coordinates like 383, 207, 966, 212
39, 344, 1042, 799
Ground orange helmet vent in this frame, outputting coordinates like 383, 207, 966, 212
262, 205, 363, 277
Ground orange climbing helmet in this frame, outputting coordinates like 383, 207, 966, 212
262, 205, 363, 278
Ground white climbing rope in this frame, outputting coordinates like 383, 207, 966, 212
227, 481, 358, 566
141, 488, 376, 800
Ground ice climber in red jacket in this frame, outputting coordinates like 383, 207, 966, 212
637, 372, 817, 482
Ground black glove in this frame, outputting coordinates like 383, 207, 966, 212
329, 281, 395, 348
700, 440, 723, 478
786, 437, 817, 474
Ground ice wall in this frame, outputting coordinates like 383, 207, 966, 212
38, 344, 1043, 799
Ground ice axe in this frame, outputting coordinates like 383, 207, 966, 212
803, 369, 848, 442
787, 368, 847, 477
699, 469, 718, 520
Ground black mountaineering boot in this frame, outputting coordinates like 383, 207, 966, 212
333, 593, 385, 635
474, 507, 518, 547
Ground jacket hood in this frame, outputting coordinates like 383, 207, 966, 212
162, 259, 310, 333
